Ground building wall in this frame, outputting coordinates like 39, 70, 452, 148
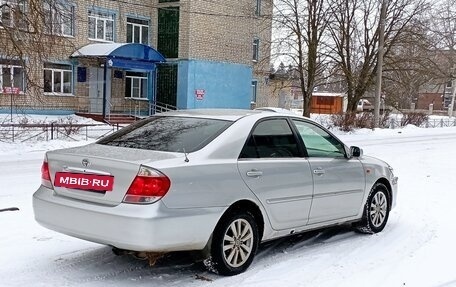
176, 59, 252, 109
0, 0, 273, 114
183, 0, 273, 107
267, 78, 299, 109
416, 93, 444, 110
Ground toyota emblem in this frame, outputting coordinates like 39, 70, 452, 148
82, 159, 90, 167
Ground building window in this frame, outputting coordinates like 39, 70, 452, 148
43, 63, 72, 94
253, 38, 259, 62
0, 60, 25, 93
43, 1, 74, 36
158, 7, 179, 58
88, 10, 114, 42
444, 95, 452, 108
126, 17, 149, 44
125, 72, 148, 99
0, 0, 27, 29
251, 80, 258, 103
446, 81, 452, 88
255, 0, 261, 16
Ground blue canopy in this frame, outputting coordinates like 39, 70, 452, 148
71, 43, 166, 70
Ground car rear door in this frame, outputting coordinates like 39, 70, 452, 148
290, 119, 365, 224
237, 118, 314, 230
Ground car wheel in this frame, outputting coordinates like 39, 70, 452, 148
206, 211, 259, 276
354, 183, 390, 234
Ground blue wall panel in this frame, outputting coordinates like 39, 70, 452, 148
176, 60, 252, 109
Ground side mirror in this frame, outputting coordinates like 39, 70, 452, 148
350, 146, 363, 158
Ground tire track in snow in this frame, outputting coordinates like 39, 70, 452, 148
12, 246, 206, 287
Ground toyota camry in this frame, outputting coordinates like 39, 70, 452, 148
33, 109, 398, 275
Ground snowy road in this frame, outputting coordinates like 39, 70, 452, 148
1, 127, 456, 287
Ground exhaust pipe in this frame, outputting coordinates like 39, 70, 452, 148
112, 247, 165, 266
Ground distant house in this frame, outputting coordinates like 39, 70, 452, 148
416, 93, 444, 110
311, 92, 346, 114
267, 66, 347, 114
267, 74, 346, 114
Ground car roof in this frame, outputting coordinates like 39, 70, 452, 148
156, 108, 302, 121
254, 107, 297, 115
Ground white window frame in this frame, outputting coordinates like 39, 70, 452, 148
43, 64, 73, 95
251, 80, 258, 103
125, 73, 148, 99
43, 1, 75, 37
0, 63, 25, 94
253, 38, 259, 62
126, 17, 149, 44
88, 10, 114, 42
0, 0, 27, 29
255, 0, 261, 16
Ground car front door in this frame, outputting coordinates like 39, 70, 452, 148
291, 119, 365, 224
237, 118, 314, 230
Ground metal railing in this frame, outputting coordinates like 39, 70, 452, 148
0, 123, 121, 143
312, 116, 456, 130
421, 118, 456, 128
1, 96, 175, 119
150, 101, 177, 115
1, 113, 456, 144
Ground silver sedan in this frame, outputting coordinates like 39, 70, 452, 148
33, 109, 398, 276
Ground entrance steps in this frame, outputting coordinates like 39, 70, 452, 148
76, 113, 139, 126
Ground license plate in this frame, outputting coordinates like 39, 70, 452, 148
54, 172, 114, 192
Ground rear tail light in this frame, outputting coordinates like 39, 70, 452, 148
123, 166, 171, 204
41, 156, 53, 189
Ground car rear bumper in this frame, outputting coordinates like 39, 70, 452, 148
33, 186, 225, 252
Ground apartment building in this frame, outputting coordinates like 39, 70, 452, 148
0, 0, 272, 117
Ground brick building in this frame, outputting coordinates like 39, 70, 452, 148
0, 0, 272, 117
268, 67, 347, 114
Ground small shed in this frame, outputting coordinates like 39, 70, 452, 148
311, 92, 347, 114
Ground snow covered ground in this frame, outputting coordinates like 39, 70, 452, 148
1, 121, 456, 286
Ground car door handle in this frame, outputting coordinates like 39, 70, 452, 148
246, 170, 263, 177
313, 168, 325, 175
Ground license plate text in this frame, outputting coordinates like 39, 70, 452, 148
54, 172, 114, 191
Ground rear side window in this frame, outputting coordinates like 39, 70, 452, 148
240, 119, 300, 158
98, 116, 232, 152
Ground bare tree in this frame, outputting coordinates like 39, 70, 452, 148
427, 0, 456, 114
382, 17, 441, 110
326, 0, 430, 112
430, 0, 456, 51
272, 0, 329, 116
0, 0, 78, 105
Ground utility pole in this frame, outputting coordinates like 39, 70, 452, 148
374, 0, 387, 128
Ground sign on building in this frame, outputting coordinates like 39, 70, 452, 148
2, 87, 20, 94
195, 89, 205, 100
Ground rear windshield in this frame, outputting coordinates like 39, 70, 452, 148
97, 116, 233, 152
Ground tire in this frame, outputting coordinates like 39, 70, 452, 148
354, 183, 391, 234
206, 211, 259, 276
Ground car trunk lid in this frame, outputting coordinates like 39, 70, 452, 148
46, 144, 179, 206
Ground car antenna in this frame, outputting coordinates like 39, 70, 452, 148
183, 148, 190, 163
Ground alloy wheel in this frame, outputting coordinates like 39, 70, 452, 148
222, 218, 254, 268
369, 191, 388, 228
